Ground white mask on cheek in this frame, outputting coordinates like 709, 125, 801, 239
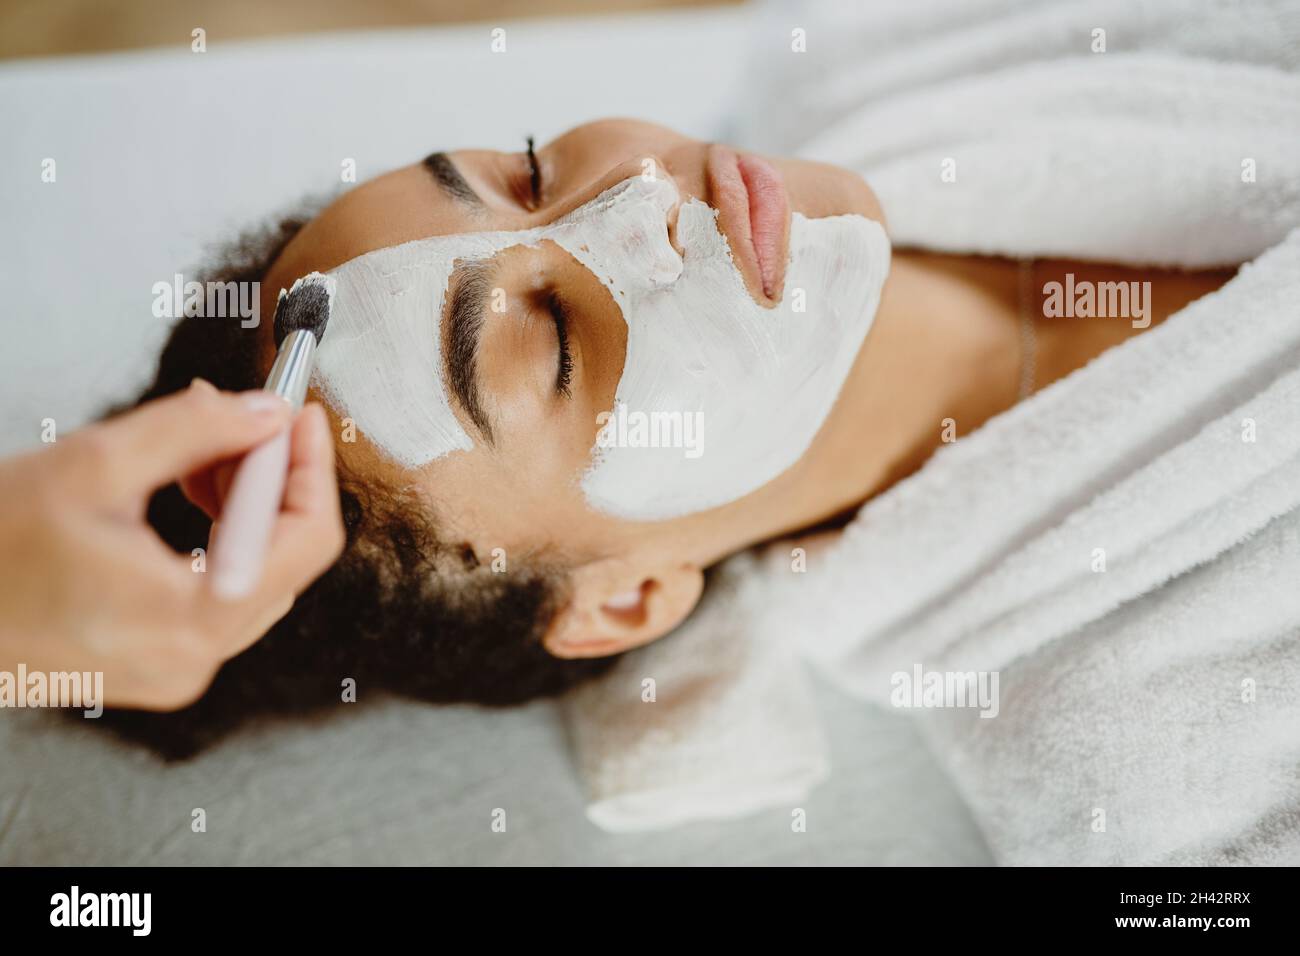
313, 173, 890, 521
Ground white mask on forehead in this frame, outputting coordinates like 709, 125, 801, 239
313, 173, 890, 521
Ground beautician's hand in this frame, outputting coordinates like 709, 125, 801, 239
0, 380, 345, 710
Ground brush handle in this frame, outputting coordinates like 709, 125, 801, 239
209, 426, 291, 599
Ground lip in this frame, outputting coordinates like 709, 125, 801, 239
705, 144, 791, 304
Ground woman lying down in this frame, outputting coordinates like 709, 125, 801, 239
95, 119, 1233, 758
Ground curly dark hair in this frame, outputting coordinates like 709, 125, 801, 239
85, 206, 616, 760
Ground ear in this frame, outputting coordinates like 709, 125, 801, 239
543, 557, 705, 659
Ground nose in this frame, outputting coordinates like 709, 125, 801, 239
546, 154, 682, 252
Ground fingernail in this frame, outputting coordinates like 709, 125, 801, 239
240, 391, 291, 416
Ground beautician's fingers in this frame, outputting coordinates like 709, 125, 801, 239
262, 402, 345, 588
186, 401, 318, 528
179, 456, 240, 521
246, 591, 296, 644
83, 380, 291, 505
178, 462, 221, 520
202, 403, 344, 656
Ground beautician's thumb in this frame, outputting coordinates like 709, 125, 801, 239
88, 379, 292, 500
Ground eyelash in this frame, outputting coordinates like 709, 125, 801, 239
548, 290, 574, 398
525, 135, 542, 206
522, 137, 570, 397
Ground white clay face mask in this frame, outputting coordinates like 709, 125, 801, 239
313, 173, 891, 521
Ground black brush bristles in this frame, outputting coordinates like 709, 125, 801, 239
272, 271, 336, 348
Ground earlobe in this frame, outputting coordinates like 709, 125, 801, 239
543, 559, 704, 659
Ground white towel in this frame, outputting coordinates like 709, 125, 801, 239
740, 0, 1300, 267
785, 232, 1300, 864
565, 0, 1300, 850
563, 554, 829, 833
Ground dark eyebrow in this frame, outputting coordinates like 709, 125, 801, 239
445, 260, 495, 445
422, 152, 483, 208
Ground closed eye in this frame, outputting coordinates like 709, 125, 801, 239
547, 289, 573, 397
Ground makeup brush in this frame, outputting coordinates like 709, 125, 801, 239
209, 272, 336, 599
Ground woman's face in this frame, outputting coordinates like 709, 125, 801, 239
261, 118, 885, 656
